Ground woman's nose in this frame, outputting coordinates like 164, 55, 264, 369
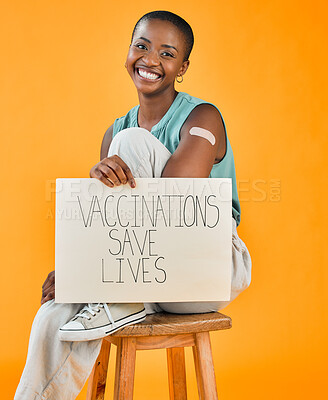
142, 50, 160, 66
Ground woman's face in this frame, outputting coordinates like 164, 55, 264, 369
125, 19, 190, 95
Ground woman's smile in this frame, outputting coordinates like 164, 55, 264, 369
136, 67, 162, 82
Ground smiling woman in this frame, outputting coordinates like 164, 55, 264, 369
126, 17, 191, 98
14, 10, 252, 400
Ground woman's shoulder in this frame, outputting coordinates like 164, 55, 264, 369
177, 92, 226, 131
177, 92, 224, 122
179, 92, 220, 109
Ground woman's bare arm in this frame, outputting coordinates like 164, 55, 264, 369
100, 124, 114, 160
161, 104, 226, 178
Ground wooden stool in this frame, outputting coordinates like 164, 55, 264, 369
86, 311, 232, 400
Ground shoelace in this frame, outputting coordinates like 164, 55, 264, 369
75, 303, 116, 328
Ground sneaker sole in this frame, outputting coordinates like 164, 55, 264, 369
58, 309, 146, 342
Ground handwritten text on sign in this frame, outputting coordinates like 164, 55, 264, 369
55, 178, 232, 303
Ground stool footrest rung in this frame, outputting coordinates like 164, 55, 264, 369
106, 333, 195, 350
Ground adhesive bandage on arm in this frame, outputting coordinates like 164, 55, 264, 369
189, 126, 216, 145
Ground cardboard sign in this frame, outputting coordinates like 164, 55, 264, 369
55, 178, 232, 303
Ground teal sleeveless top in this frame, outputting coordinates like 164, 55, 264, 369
113, 92, 241, 226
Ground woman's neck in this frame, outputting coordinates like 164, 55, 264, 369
137, 89, 179, 131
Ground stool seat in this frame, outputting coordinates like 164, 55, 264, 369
87, 312, 232, 400
110, 311, 232, 337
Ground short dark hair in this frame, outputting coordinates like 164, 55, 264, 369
131, 11, 194, 61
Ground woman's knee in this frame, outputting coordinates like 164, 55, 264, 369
110, 127, 150, 152
109, 127, 171, 178
108, 128, 153, 171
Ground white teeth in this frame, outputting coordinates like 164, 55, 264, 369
138, 68, 160, 80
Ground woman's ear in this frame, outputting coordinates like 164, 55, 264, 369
179, 60, 190, 77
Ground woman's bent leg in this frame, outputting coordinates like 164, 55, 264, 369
14, 301, 102, 400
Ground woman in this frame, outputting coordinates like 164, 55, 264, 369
15, 11, 251, 400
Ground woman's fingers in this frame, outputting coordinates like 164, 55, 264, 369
41, 287, 55, 304
91, 155, 136, 188
42, 271, 55, 292
120, 163, 136, 188
109, 156, 136, 188
41, 271, 55, 304
98, 163, 123, 186
42, 286, 54, 301
92, 168, 114, 187
42, 282, 54, 297
41, 291, 55, 305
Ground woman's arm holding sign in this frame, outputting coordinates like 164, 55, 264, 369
90, 124, 136, 188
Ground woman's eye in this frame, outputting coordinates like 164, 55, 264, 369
135, 44, 147, 50
162, 52, 174, 57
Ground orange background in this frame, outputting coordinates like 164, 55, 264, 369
1, 1, 327, 399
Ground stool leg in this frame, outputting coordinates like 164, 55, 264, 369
86, 340, 111, 400
193, 332, 218, 400
167, 347, 187, 400
113, 337, 137, 400
192, 345, 205, 399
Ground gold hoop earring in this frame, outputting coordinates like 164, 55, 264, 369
176, 75, 183, 83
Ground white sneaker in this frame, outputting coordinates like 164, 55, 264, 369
58, 303, 146, 341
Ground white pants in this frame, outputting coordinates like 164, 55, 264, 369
15, 127, 252, 400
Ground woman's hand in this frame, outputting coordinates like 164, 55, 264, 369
41, 270, 55, 305
90, 155, 136, 188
